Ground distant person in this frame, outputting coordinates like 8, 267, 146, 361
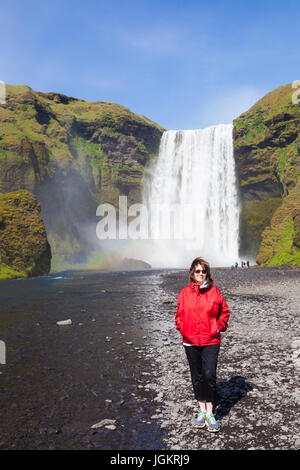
175, 257, 231, 433
235, 261, 238, 269
247, 260, 250, 268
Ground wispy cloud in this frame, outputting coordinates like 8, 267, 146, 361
123, 27, 182, 56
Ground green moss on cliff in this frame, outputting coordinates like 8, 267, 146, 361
275, 140, 300, 195
257, 183, 300, 266
0, 190, 51, 278
0, 263, 27, 280
239, 198, 282, 257
233, 82, 300, 265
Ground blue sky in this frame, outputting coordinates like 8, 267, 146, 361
0, 0, 299, 130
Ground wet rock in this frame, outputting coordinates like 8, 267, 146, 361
105, 424, 117, 430
56, 319, 72, 326
153, 392, 164, 403
91, 419, 116, 429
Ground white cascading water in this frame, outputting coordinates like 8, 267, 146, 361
141, 123, 240, 268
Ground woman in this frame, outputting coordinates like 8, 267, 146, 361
175, 257, 230, 433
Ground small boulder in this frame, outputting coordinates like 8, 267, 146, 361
56, 319, 72, 326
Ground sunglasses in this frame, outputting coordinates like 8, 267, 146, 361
194, 269, 207, 274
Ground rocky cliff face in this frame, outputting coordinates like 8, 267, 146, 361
0, 85, 164, 271
233, 83, 300, 265
0, 190, 51, 279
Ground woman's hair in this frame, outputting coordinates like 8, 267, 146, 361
189, 257, 212, 283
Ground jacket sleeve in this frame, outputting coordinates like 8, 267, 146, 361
175, 289, 184, 331
216, 291, 230, 332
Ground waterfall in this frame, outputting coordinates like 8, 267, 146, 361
142, 124, 240, 268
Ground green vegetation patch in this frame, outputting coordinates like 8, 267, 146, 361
239, 198, 282, 257
0, 263, 27, 280
0, 190, 51, 278
257, 183, 300, 266
69, 136, 104, 170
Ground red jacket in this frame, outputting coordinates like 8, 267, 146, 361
175, 280, 230, 346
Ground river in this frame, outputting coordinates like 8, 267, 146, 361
0, 268, 180, 450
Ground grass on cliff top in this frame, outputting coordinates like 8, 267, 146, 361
249, 83, 294, 110
245, 83, 298, 116
1, 84, 164, 170
235, 82, 300, 127
233, 83, 300, 148
5, 84, 165, 131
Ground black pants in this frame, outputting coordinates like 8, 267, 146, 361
184, 344, 220, 403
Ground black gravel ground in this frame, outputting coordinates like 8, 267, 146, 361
147, 265, 300, 450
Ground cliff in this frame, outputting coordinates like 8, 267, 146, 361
0, 190, 51, 279
233, 83, 300, 265
0, 84, 164, 271
2, 82, 299, 273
